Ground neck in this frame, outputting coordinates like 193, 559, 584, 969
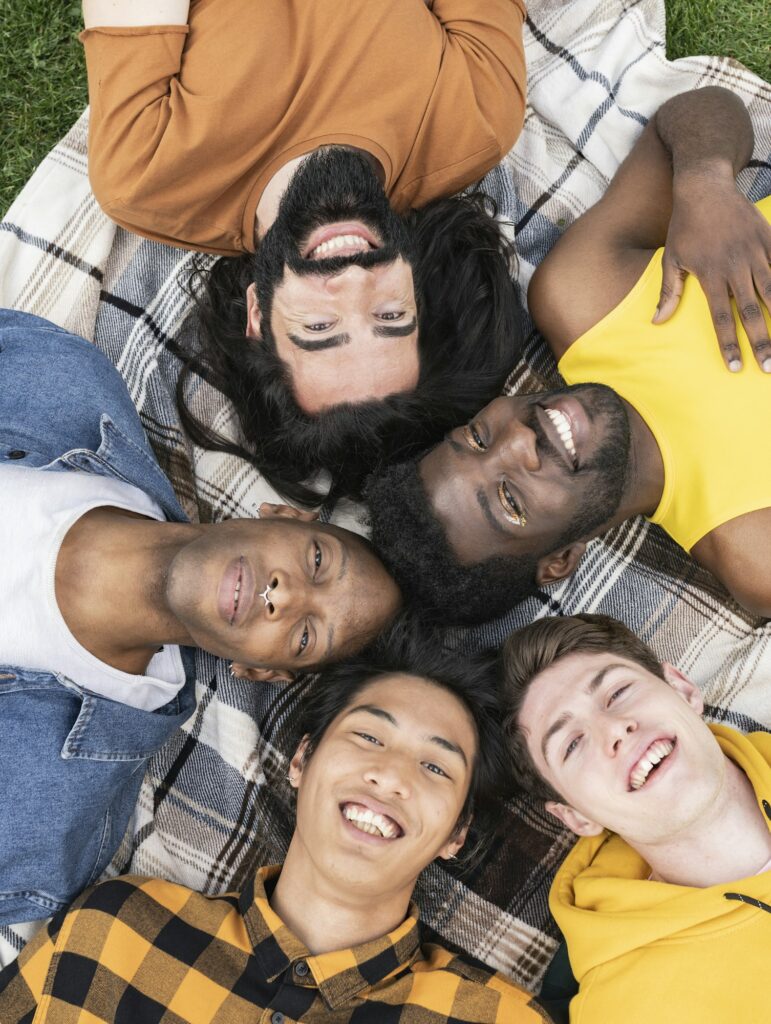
55, 507, 200, 673
605, 399, 666, 528
270, 837, 413, 956
631, 759, 771, 887
254, 146, 385, 242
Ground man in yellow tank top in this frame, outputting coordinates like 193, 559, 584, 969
366, 87, 771, 625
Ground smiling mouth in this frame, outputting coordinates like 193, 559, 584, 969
308, 233, 375, 260
230, 557, 244, 626
341, 802, 403, 839
629, 738, 676, 791
544, 406, 578, 468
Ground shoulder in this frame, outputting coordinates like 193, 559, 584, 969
417, 945, 550, 1021
692, 509, 771, 619
528, 232, 651, 361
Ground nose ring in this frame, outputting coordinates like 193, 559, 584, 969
259, 581, 275, 608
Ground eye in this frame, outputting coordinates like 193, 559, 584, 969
607, 685, 630, 706
355, 732, 382, 746
377, 311, 405, 321
463, 422, 487, 451
423, 762, 449, 778
313, 541, 323, 576
305, 321, 334, 332
497, 480, 527, 527
563, 735, 581, 761
297, 622, 310, 656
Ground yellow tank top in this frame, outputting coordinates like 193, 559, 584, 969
559, 195, 771, 552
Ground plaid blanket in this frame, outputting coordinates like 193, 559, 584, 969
2, 0, 770, 992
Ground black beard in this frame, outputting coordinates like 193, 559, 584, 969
253, 147, 415, 331
529, 383, 631, 545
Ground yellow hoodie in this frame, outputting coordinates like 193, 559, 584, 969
550, 726, 771, 1024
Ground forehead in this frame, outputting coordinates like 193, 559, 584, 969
335, 673, 477, 752
520, 652, 655, 731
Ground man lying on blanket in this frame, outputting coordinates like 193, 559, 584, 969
80, 0, 527, 503
0, 634, 550, 1024
367, 86, 771, 623
0, 309, 400, 925
501, 613, 771, 1024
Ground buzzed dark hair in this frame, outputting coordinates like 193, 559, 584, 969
298, 617, 511, 869
364, 458, 540, 625
502, 614, 665, 803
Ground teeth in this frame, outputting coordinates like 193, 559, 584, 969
630, 739, 674, 790
545, 407, 577, 465
309, 234, 372, 258
342, 804, 400, 839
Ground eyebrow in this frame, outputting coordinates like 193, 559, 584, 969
540, 664, 628, 764
344, 705, 468, 765
288, 316, 417, 352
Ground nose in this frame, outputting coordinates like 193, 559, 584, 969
497, 418, 541, 473
263, 571, 300, 619
602, 715, 637, 756
323, 263, 372, 293
363, 754, 412, 800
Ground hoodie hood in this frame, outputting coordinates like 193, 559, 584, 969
549, 726, 771, 983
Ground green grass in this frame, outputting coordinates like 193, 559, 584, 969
0, 1, 768, 217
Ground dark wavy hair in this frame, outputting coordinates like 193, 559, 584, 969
364, 458, 540, 626
296, 617, 511, 870
177, 193, 522, 506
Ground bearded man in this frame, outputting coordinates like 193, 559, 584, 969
81, 0, 527, 501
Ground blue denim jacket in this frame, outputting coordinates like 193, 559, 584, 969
0, 310, 196, 923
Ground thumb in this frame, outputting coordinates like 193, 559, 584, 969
653, 259, 686, 324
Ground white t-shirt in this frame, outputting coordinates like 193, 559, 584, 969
1, 463, 185, 712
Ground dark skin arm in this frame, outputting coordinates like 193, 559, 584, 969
529, 87, 771, 370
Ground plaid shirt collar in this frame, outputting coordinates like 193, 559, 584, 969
240, 866, 423, 1010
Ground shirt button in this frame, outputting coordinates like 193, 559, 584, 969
294, 960, 309, 978
8, 450, 26, 460
271, 1013, 285, 1024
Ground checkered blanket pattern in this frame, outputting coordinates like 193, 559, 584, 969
1, 0, 770, 992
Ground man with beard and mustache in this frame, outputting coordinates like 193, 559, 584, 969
365, 87, 771, 625
80, 0, 527, 502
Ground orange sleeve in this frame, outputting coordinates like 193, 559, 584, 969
430, 0, 527, 156
81, 26, 246, 254
392, 0, 527, 210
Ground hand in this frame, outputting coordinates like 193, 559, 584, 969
653, 181, 771, 372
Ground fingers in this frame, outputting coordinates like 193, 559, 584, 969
733, 268, 771, 372
653, 260, 686, 324
702, 279, 743, 371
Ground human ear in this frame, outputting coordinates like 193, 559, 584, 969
535, 542, 586, 586
288, 736, 311, 788
661, 662, 704, 715
439, 821, 470, 861
231, 663, 295, 683
545, 800, 604, 837
258, 501, 319, 522
245, 282, 263, 340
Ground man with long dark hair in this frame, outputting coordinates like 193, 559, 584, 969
81, 0, 527, 502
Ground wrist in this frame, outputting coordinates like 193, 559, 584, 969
672, 158, 737, 197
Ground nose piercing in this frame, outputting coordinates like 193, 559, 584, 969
259, 581, 275, 608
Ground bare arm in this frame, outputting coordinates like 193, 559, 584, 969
83, 0, 189, 28
529, 87, 771, 367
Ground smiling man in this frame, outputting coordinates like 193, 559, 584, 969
81, 0, 526, 502
0, 631, 551, 1023
0, 309, 400, 925
500, 613, 771, 1024
366, 87, 771, 623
